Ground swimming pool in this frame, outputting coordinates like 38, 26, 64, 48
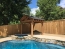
0, 40, 65, 49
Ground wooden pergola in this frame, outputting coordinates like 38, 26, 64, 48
20, 15, 44, 37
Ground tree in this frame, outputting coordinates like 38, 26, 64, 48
0, 0, 31, 25
22, 6, 31, 15
30, 12, 35, 16
37, 0, 62, 21
35, 9, 41, 17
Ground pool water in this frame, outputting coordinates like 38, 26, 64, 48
0, 40, 65, 49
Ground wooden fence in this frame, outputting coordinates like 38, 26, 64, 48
0, 24, 21, 37
42, 19, 65, 35
0, 24, 30, 37
0, 19, 65, 37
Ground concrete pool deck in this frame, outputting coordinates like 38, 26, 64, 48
0, 37, 12, 42
33, 34, 65, 41
0, 34, 65, 42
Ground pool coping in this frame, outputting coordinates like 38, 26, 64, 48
0, 34, 65, 46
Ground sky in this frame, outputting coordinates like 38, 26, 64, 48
29, 0, 65, 15
28, 0, 39, 15
58, 0, 65, 8
29, 0, 38, 9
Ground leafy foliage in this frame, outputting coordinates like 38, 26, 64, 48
37, 0, 65, 21
35, 9, 40, 17
22, 6, 31, 15
30, 13, 35, 16
0, 0, 31, 25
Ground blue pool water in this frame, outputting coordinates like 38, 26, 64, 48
0, 40, 65, 49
